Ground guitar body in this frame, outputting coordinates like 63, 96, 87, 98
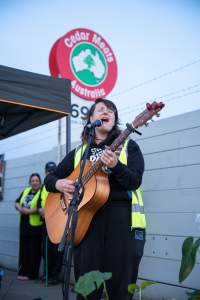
44, 160, 110, 246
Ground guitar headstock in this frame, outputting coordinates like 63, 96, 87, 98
132, 101, 165, 129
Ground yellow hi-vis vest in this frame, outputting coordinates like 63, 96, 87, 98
19, 187, 43, 226
74, 140, 146, 229
40, 185, 49, 208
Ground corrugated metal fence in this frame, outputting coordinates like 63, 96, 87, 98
0, 110, 200, 299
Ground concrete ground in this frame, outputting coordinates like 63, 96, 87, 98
0, 269, 76, 300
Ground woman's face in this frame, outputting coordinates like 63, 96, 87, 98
90, 102, 116, 134
30, 176, 41, 191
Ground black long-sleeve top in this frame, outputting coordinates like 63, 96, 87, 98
45, 136, 144, 203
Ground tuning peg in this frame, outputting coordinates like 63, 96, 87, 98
156, 113, 160, 117
144, 122, 149, 127
159, 102, 165, 108
146, 103, 152, 110
151, 118, 154, 122
151, 102, 157, 110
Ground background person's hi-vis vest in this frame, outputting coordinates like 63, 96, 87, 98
40, 185, 49, 208
74, 140, 146, 229
19, 187, 43, 226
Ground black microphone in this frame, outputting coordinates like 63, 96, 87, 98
86, 119, 103, 129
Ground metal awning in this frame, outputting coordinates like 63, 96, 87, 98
0, 65, 71, 139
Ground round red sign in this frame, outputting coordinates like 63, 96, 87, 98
49, 28, 118, 101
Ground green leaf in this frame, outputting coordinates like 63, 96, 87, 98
141, 281, 156, 290
74, 275, 96, 297
74, 271, 112, 297
179, 237, 200, 283
128, 283, 139, 294
186, 290, 200, 300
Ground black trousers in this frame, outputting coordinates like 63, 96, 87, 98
41, 225, 62, 279
73, 201, 145, 300
18, 234, 42, 279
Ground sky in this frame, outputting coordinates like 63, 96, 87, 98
0, 0, 200, 158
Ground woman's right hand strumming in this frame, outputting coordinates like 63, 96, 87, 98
55, 179, 75, 196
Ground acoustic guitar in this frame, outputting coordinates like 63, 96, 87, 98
44, 101, 165, 246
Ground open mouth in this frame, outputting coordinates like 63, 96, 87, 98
101, 118, 109, 123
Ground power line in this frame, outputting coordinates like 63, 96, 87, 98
120, 89, 200, 117
111, 58, 200, 97
162, 89, 200, 103
120, 82, 200, 113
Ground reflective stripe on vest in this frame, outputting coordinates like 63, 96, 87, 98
19, 187, 43, 226
74, 140, 146, 229
41, 185, 49, 208
119, 139, 146, 229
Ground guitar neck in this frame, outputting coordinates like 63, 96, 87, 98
82, 127, 132, 185
81, 101, 165, 185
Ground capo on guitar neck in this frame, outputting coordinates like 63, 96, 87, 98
126, 123, 142, 136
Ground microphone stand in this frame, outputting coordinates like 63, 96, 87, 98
58, 126, 96, 300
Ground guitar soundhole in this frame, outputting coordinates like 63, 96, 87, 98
59, 188, 84, 213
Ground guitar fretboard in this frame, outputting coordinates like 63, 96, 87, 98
82, 127, 132, 185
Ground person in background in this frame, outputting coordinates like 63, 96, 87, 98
15, 173, 43, 280
45, 98, 146, 300
38, 161, 62, 285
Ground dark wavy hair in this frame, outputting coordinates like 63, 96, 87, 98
29, 173, 41, 185
81, 98, 121, 143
